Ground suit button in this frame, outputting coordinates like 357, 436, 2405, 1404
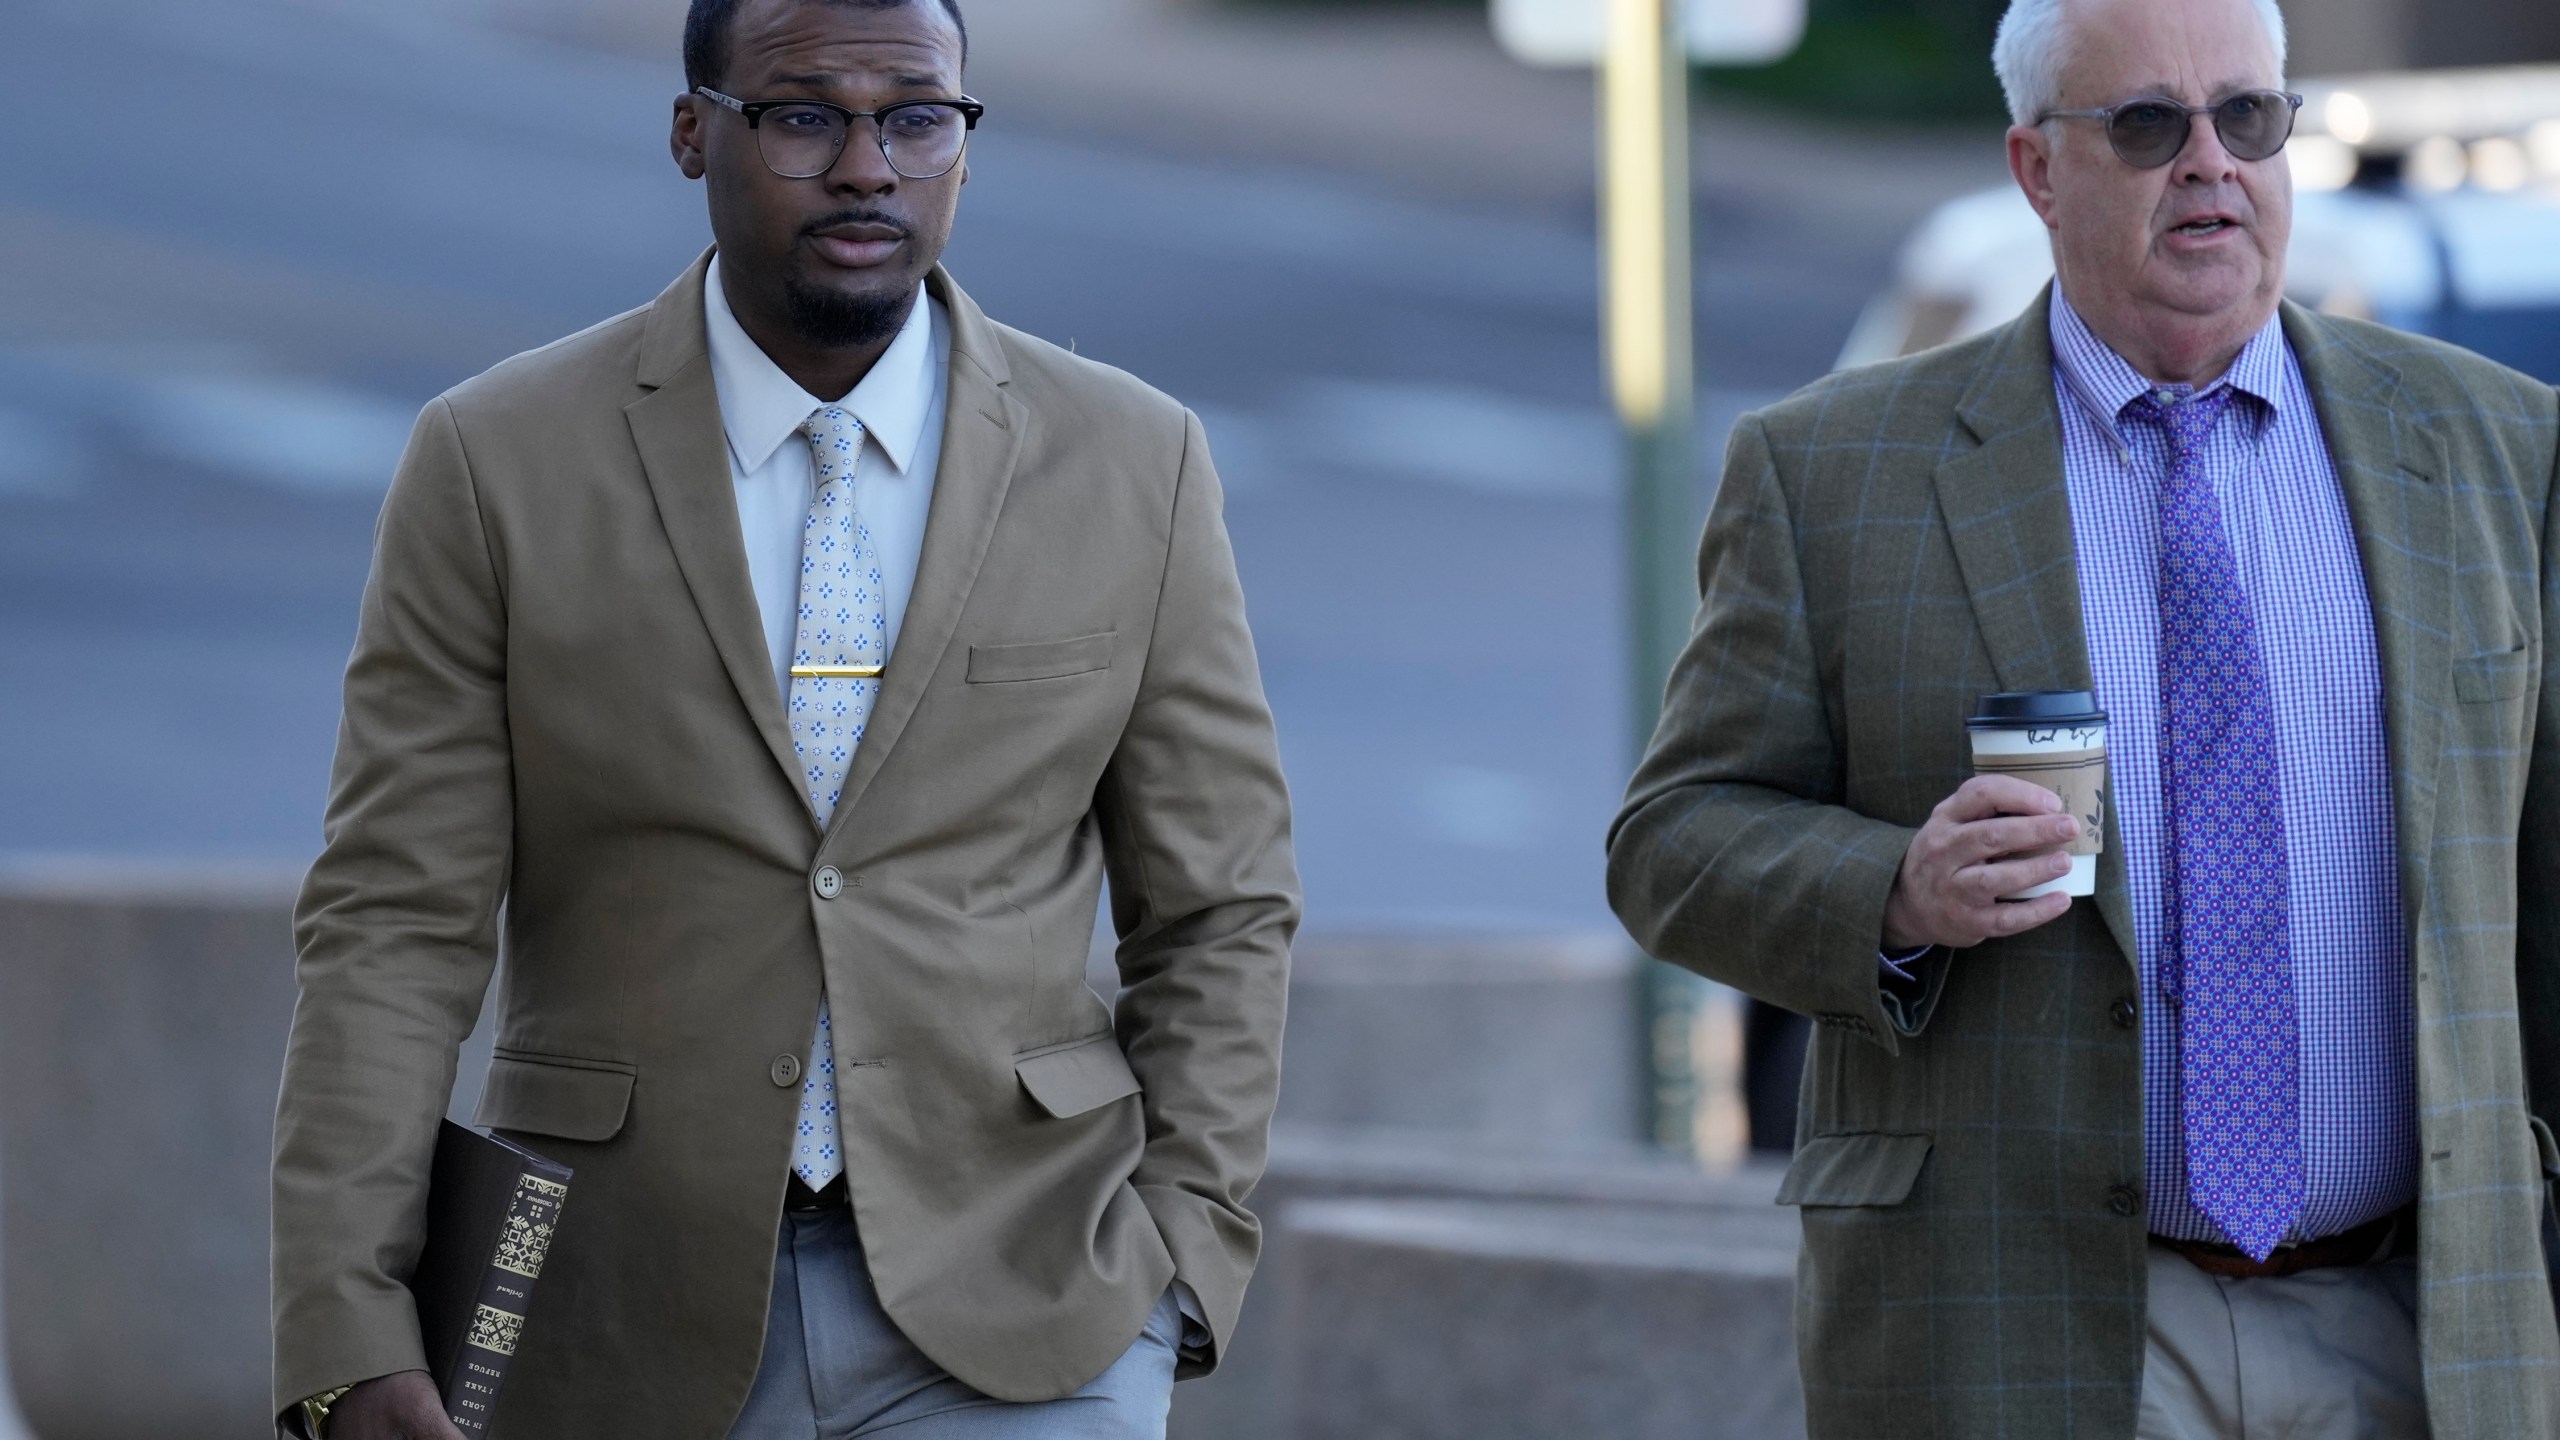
2107, 1184, 2140, 1217
2110, 998, 2138, 1029
813, 866, 844, 900
771, 1054, 803, 1087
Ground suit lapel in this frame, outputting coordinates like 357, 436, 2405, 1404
1930, 293, 2140, 966
825, 270, 1026, 835
626, 253, 812, 818
2283, 304, 2452, 937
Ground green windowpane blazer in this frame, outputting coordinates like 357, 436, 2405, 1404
1610, 289, 2560, 1438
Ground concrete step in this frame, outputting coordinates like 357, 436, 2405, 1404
1281, 1196, 1802, 1440
0, 861, 304, 1440
1272, 935, 1644, 1150
1171, 1125, 1796, 1440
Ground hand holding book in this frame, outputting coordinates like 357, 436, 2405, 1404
307, 1371, 464, 1440
287, 1124, 573, 1439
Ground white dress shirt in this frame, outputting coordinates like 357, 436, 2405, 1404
700, 260, 1214, 1352
703, 255, 949, 693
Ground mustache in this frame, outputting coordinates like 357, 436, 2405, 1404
800, 210, 911, 239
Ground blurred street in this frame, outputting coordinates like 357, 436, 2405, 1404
0, 0, 1999, 933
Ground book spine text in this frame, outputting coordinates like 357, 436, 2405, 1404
442, 1169, 569, 1438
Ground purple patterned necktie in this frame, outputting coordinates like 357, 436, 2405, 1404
2134, 385, 2301, 1261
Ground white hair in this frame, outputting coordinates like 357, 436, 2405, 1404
1991, 0, 2289, 126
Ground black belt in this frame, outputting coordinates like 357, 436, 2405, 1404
786, 1173, 848, 1211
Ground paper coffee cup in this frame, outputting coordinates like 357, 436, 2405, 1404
1967, 691, 2107, 900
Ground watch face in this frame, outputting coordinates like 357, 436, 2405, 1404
301, 1388, 351, 1438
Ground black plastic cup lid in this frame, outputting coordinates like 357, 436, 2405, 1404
1968, 690, 2107, 729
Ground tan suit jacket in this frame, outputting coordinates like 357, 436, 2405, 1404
271, 255, 1299, 1437
1609, 293, 2560, 1437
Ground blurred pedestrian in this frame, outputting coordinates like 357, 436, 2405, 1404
1609, 0, 2560, 1434
269, 2, 1298, 1437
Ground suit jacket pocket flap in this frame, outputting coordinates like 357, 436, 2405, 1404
968, 632, 1116, 684
1777, 1132, 1933, 1207
2454, 645, 2531, 702
472, 1053, 635, 1142
1015, 1035, 1142, 1119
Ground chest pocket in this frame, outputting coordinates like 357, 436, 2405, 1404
2453, 645, 2532, 704
967, 632, 1116, 684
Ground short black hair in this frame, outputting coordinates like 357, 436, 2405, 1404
683, 0, 968, 93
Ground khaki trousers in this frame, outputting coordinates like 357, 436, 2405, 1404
2137, 1240, 2426, 1439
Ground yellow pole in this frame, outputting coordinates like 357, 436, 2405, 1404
1604, 0, 1692, 435
1604, 0, 1710, 1155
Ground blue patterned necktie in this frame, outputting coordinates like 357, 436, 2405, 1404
785, 404, 886, 1190
2135, 385, 2301, 1261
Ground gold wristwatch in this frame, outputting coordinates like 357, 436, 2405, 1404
297, 1386, 354, 1438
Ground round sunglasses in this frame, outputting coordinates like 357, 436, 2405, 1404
2037, 90, 2305, 168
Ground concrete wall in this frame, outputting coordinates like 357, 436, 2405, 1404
0, 865, 303, 1440
1271, 934, 1643, 1149
1285, 1196, 1800, 1440
0, 870, 1680, 1437
1169, 1130, 1796, 1440
0, 864, 496, 1440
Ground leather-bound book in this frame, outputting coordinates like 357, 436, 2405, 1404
410, 1121, 574, 1438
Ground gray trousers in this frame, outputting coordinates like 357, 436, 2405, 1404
2137, 1240, 2427, 1439
727, 1206, 1180, 1440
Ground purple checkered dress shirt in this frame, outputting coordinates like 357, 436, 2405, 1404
2048, 294, 2415, 1245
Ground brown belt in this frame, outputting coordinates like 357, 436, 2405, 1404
786, 1173, 848, 1211
2157, 1205, 2412, 1280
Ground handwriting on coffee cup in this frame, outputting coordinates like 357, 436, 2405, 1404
1968, 693, 2108, 900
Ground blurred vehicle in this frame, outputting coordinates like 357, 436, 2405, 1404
1836, 64, 2560, 381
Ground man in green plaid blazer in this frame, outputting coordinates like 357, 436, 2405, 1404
1608, 0, 2560, 1434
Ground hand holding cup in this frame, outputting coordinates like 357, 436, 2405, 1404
1881, 775, 2084, 950
1880, 691, 2110, 952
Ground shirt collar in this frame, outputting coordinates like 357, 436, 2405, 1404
702, 255, 938, 477
2047, 289, 2289, 452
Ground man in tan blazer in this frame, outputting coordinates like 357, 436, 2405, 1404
270, 1, 1298, 1436
1610, 0, 2560, 1435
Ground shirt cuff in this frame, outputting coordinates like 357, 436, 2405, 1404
1877, 944, 1942, 1036
1171, 1279, 1213, 1361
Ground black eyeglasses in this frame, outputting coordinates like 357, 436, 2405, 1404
695, 87, 985, 180
2037, 90, 2304, 168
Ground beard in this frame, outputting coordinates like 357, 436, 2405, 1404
782, 274, 915, 351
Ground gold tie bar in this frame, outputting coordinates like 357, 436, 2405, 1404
790, 664, 885, 680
